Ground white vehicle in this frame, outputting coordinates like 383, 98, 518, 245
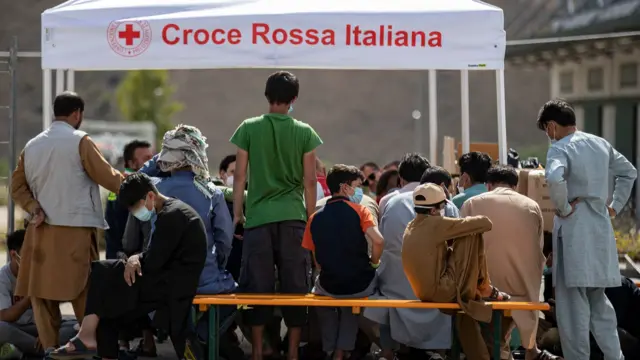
80, 119, 157, 167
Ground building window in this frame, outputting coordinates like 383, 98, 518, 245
620, 62, 638, 89
559, 70, 574, 94
587, 67, 604, 92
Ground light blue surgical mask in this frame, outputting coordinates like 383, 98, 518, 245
543, 265, 552, 276
288, 104, 294, 114
133, 199, 155, 222
349, 187, 364, 204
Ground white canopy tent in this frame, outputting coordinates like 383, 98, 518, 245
41, 0, 508, 163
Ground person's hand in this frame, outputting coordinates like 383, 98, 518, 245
546, 252, 553, 268
124, 255, 142, 286
233, 214, 245, 229
30, 206, 45, 227
607, 206, 617, 218
557, 198, 580, 218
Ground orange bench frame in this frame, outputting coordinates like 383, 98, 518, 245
193, 294, 549, 360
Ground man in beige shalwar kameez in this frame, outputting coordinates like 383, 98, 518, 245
461, 165, 560, 360
10, 92, 123, 350
402, 183, 510, 360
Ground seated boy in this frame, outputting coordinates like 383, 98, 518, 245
402, 184, 510, 360
0, 230, 77, 359
302, 164, 384, 360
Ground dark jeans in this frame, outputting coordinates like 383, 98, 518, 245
0, 320, 76, 355
239, 220, 310, 327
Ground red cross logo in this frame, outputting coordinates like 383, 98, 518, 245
107, 21, 153, 58
118, 24, 141, 46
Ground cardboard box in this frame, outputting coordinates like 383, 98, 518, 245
516, 169, 529, 196
456, 142, 499, 163
526, 170, 556, 232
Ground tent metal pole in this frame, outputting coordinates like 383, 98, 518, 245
43, 69, 52, 129
66, 70, 75, 92
428, 69, 438, 165
55, 69, 65, 95
6, 37, 18, 245
495, 69, 507, 164
460, 70, 470, 154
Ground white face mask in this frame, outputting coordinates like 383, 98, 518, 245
439, 209, 446, 217
457, 186, 465, 195
225, 175, 234, 187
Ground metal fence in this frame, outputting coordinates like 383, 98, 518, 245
0, 37, 18, 242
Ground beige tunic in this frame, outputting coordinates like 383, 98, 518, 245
461, 187, 545, 349
402, 214, 493, 323
11, 136, 123, 301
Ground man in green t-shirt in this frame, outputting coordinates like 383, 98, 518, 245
229, 71, 323, 360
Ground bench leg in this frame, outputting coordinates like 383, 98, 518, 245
492, 310, 503, 360
208, 305, 219, 360
450, 314, 461, 360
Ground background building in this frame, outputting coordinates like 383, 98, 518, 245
508, 0, 640, 218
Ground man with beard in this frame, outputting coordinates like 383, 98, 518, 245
10, 91, 124, 351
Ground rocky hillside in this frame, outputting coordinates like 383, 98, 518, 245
0, 0, 554, 171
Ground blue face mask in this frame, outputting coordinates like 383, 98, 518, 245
133, 199, 155, 222
349, 187, 364, 204
288, 104, 294, 114
543, 265, 552, 276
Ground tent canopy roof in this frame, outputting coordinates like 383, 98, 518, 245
41, 0, 505, 70
45, 0, 501, 19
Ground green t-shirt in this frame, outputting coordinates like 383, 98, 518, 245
229, 113, 323, 228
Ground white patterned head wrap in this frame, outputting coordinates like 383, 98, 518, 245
157, 124, 210, 182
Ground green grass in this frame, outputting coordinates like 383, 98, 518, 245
517, 144, 549, 167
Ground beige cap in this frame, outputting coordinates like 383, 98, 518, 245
413, 183, 446, 208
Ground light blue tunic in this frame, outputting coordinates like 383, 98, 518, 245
546, 131, 637, 288
451, 183, 487, 210
364, 192, 458, 349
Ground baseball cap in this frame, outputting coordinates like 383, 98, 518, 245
413, 183, 446, 209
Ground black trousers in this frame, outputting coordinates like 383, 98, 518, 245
86, 261, 170, 359
239, 220, 311, 327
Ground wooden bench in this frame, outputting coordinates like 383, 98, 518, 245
193, 294, 549, 360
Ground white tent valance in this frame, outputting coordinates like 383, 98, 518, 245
40, 0, 509, 163
41, 0, 505, 70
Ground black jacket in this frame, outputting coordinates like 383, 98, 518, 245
104, 192, 129, 259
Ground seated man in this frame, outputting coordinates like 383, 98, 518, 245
0, 230, 77, 359
49, 173, 208, 360
365, 161, 454, 360
402, 184, 509, 360
302, 164, 384, 360
461, 165, 558, 360
152, 125, 236, 295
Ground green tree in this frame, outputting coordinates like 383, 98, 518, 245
115, 70, 183, 145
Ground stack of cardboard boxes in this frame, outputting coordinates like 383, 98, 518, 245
517, 169, 555, 232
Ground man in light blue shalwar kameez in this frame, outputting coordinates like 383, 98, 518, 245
538, 99, 637, 360
364, 165, 458, 358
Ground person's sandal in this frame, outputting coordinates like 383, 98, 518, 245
535, 350, 563, 360
48, 338, 96, 360
482, 286, 511, 301
132, 339, 157, 358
